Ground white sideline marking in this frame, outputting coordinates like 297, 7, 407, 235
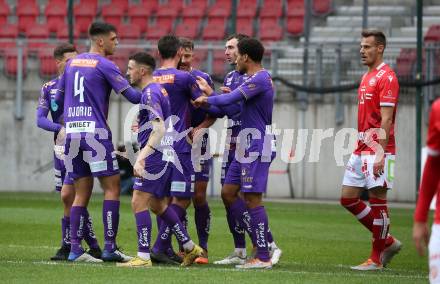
2, 244, 58, 250
0, 260, 428, 279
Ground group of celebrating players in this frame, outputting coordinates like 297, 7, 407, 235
35, 20, 440, 278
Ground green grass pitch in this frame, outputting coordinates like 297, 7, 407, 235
0, 192, 429, 283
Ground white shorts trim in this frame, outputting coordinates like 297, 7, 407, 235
342, 153, 395, 190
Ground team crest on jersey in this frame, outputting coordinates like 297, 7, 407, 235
368, 77, 376, 86
247, 83, 256, 90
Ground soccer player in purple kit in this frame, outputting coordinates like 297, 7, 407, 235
37, 43, 102, 261
178, 38, 216, 264
194, 38, 276, 269
149, 35, 208, 264
118, 51, 204, 267
214, 34, 282, 266
57, 22, 142, 263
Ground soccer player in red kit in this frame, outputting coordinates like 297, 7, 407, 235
340, 30, 402, 271
413, 99, 440, 283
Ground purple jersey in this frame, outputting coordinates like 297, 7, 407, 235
58, 53, 130, 138
137, 82, 171, 159
236, 70, 274, 155
37, 77, 64, 138
153, 67, 202, 153
190, 69, 214, 127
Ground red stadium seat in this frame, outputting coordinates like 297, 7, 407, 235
56, 25, 81, 40
396, 48, 416, 78
108, 50, 130, 73
259, 19, 283, 41
26, 24, 50, 53
237, 0, 257, 19
101, 2, 126, 27
259, 1, 283, 19
286, 16, 304, 36
38, 48, 58, 78
128, 2, 157, 33
4, 49, 27, 78
17, 1, 40, 33
207, 1, 231, 19
425, 25, 440, 43
0, 1, 10, 26
174, 18, 201, 39
156, 0, 182, 19
287, 0, 305, 17
236, 18, 254, 36
212, 58, 226, 76
146, 18, 174, 41
0, 24, 17, 53
74, 1, 97, 34
313, 0, 332, 15
202, 18, 226, 41
117, 23, 141, 43
45, 1, 67, 33
182, 0, 207, 18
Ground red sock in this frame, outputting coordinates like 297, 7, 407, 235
340, 198, 374, 229
369, 198, 389, 264
341, 197, 394, 247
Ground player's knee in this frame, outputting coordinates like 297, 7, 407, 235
193, 191, 206, 207
61, 186, 74, 207
221, 190, 234, 205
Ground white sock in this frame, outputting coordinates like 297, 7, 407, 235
137, 252, 150, 260
269, 242, 277, 249
234, 248, 247, 257
182, 240, 195, 251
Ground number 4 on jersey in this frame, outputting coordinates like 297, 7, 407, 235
74, 71, 85, 103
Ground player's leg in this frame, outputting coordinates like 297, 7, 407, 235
192, 158, 211, 264
236, 159, 272, 269
118, 188, 153, 267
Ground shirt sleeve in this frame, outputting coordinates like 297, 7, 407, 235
206, 74, 215, 90
378, 71, 399, 107
146, 90, 164, 121
427, 100, 440, 156
54, 73, 66, 103
102, 60, 131, 94
37, 85, 50, 110
237, 73, 269, 100
186, 73, 202, 100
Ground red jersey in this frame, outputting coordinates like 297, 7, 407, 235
354, 62, 399, 155
414, 99, 440, 224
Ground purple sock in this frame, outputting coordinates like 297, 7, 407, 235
70, 206, 86, 254
103, 200, 120, 252
229, 198, 255, 246
267, 228, 274, 244
169, 204, 187, 252
83, 210, 99, 249
194, 203, 211, 250
226, 209, 246, 248
135, 210, 152, 254
61, 216, 71, 247
152, 216, 173, 254
249, 206, 270, 262
159, 206, 191, 248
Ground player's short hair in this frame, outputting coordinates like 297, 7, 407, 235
158, 35, 181, 59
53, 43, 77, 60
180, 37, 194, 51
226, 33, 250, 42
237, 38, 264, 63
361, 29, 387, 49
88, 22, 117, 37
129, 52, 156, 71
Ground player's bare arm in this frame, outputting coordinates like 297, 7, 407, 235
133, 118, 165, 178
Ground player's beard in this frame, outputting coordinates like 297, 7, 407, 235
178, 58, 190, 71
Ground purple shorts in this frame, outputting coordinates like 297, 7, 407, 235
194, 158, 212, 182
221, 148, 236, 185
170, 152, 194, 198
224, 156, 272, 193
64, 136, 119, 179
133, 158, 173, 198
53, 151, 74, 192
